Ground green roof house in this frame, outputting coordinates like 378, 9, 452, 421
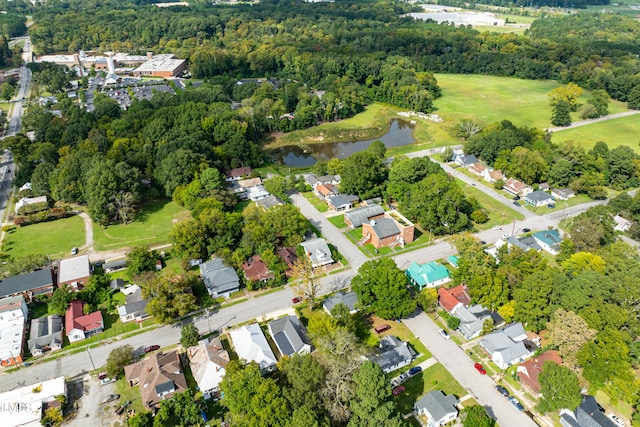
447, 255, 459, 268
406, 261, 451, 291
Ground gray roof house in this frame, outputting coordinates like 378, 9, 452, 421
479, 322, 533, 369
370, 335, 415, 373
117, 287, 150, 323
560, 396, 618, 427
326, 194, 359, 211
525, 190, 554, 207
455, 304, 498, 340
28, 315, 63, 356
344, 204, 385, 228
323, 291, 358, 315
415, 390, 459, 427
300, 238, 334, 268
255, 195, 284, 210
507, 236, 541, 252
0, 269, 55, 301
199, 259, 241, 298
268, 316, 311, 357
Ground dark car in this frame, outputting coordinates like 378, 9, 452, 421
513, 201, 521, 207
409, 366, 422, 376
144, 345, 160, 353
102, 394, 120, 404
512, 195, 520, 201
495, 385, 510, 396
474, 363, 487, 375
480, 240, 487, 245
98, 371, 108, 380
509, 396, 524, 411
522, 228, 531, 233
392, 386, 405, 397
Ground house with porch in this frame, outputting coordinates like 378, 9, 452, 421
124, 351, 187, 410
65, 300, 104, 343
414, 390, 459, 427
532, 229, 562, 255
199, 258, 241, 298
479, 322, 534, 369
503, 178, 533, 197
516, 350, 562, 396
268, 315, 311, 357
187, 337, 229, 399
438, 284, 471, 314
551, 188, 576, 201
369, 335, 414, 374
326, 194, 359, 211
360, 211, 414, 249
406, 261, 451, 290
28, 314, 63, 356
525, 190, 554, 207
230, 323, 278, 373
300, 238, 334, 268
344, 204, 385, 228
242, 255, 274, 282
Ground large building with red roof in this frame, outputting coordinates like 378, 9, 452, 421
516, 350, 562, 395
437, 284, 472, 313
65, 300, 104, 343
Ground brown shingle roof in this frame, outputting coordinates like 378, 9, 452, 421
124, 351, 187, 409
517, 350, 562, 394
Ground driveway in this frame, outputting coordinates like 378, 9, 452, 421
66, 375, 119, 427
403, 313, 538, 427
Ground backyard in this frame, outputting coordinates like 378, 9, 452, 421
395, 362, 466, 414
2, 215, 85, 258
92, 200, 190, 251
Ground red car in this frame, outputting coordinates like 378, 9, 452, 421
474, 363, 487, 375
144, 345, 160, 353
392, 386, 405, 396
292, 297, 302, 304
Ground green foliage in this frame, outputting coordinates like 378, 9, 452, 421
0, 254, 49, 277
537, 362, 581, 413
40, 406, 63, 427
348, 361, 405, 427
351, 258, 416, 319
416, 288, 438, 313
154, 389, 203, 427
470, 209, 489, 224
447, 316, 460, 330
106, 344, 134, 379
127, 412, 153, 427
47, 287, 73, 316
387, 156, 442, 204
180, 323, 200, 348
339, 150, 388, 200
551, 100, 572, 127
142, 274, 197, 323
548, 83, 583, 112
127, 246, 159, 276
462, 405, 495, 427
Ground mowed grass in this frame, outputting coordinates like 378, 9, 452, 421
433, 74, 628, 129
551, 114, 640, 153
395, 363, 466, 414
3, 215, 85, 258
93, 200, 190, 251
458, 181, 525, 228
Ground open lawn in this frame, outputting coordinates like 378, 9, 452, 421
3, 215, 85, 258
93, 200, 190, 251
328, 214, 347, 229
302, 192, 329, 213
395, 363, 466, 414
115, 377, 145, 415
433, 74, 628, 129
551, 114, 640, 153
458, 181, 525, 228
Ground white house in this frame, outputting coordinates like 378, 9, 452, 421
0, 376, 67, 427
229, 323, 277, 373
614, 214, 632, 232
479, 323, 533, 369
369, 335, 414, 373
300, 238, 334, 268
524, 190, 554, 207
268, 316, 311, 357
551, 188, 575, 201
187, 337, 229, 399
415, 390, 459, 427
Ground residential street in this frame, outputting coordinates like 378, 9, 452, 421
403, 313, 538, 427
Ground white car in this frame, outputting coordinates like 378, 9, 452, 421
438, 329, 451, 340
100, 377, 116, 385
608, 414, 624, 427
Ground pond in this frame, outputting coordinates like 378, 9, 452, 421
271, 119, 416, 167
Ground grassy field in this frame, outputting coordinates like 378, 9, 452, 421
395, 363, 466, 414
93, 200, 190, 251
458, 181, 525, 227
433, 74, 629, 129
551, 114, 640, 153
3, 215, 85, 258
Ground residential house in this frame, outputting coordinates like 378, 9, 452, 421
28, 314, 63, 356
538, 183, 550, 192
103, 259, 127, 273
438, 284, 471, 314
467, 162, 487, 177
117, 286, 150, 323
124, 351, 187, 410
276, 247, 297, 276
255, 194, 284, 210
236, 177, 262, 190
517, 350, 562, 395
57, 255, 91, 290
560, 396, 619, 427
453, 151, 479, 168
300, 238, 334, 268
0, 295, 28, 367
455, 304, 503, 340
225, 166, 252, 181
552, 188, 576, 201
110, 278, 125, 291
0, 376, 67, 427
369, 335, 414, 373
326, 194, 359, 211
245, 184, 270, 201
229, 323, 277, 373
343, 204, 385, 228
313, 183, 338, 200
525, 190, 554, 207
613, 214, 632, 232
532, 229, 562, 255
323, 291, 358, 315
65, 300, 104, 343
305, 174, 340, 188
0, 268, 55, 301
199, 259, 241, 298
414, 390, 459, 427
406, 261, 451, 291
268, 315, 311, 357
507, 236, 541, 253
361, 211, 415, 249
503, 178, 533, 197
483, 169, 505, 184
479, 323, 534, 369
447, 255, 459, 268
187, 337, 229, 399
242, 256, 274, 282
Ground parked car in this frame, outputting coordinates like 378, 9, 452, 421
102, 394, 120, 404
512, 195, 520, 201
439, 329, 451, 340
375, 324, 391, 334
409, 366, 422, 376
98, 371, 108, 380
115, 405, 125, 415
480, 240, 487, 245
144, 345, 160, 353
509, 396, 524, 411
397, 373, 409, 382
513, 201, 521, 206
22, 362, 32, 367
522, 228, 531, 233
495, 385, 509, 396
291, 296, 301, 304
101, 377, 116, 385
71, 247, 79, 255
492, 225, 501, 230
608, 414, 625, 427
474, 363, 487, 375
392, 386, 405, 397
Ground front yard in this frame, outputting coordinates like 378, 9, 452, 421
395, 363, 466, 415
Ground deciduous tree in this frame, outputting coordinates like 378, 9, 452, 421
537, 362, 581, 413
127, 246, 159, 276
546, 309, 596, 369
106, 345, 134, 379
462, 405, 495, 427
180, 323, 200, 348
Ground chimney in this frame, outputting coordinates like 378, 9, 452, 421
146, 51, 153, 59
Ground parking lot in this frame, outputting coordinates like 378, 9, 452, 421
65, 374, 122, 427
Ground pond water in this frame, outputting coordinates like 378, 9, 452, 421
271, 119, 416, 167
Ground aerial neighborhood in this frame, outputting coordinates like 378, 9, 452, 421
1, 1, 640, 427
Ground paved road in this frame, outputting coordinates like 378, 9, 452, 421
403, 313, 538, 427
545, 110, 640, 133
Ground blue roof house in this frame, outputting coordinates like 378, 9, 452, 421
447, 255, 459, 268
406, 261, 451, 291
533, 230, 562, 256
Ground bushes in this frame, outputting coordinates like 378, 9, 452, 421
14, 206, 72, 227
16, 201, 49, 216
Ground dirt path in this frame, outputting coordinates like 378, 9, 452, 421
545, 110, 640, 132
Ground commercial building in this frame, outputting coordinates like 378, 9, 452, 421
0, 295, 28, 367
57, 255, 91, 290
0, 376, 66, 427
132, 54, 187, 78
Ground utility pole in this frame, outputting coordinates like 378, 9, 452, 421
86, 347, 96, 371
